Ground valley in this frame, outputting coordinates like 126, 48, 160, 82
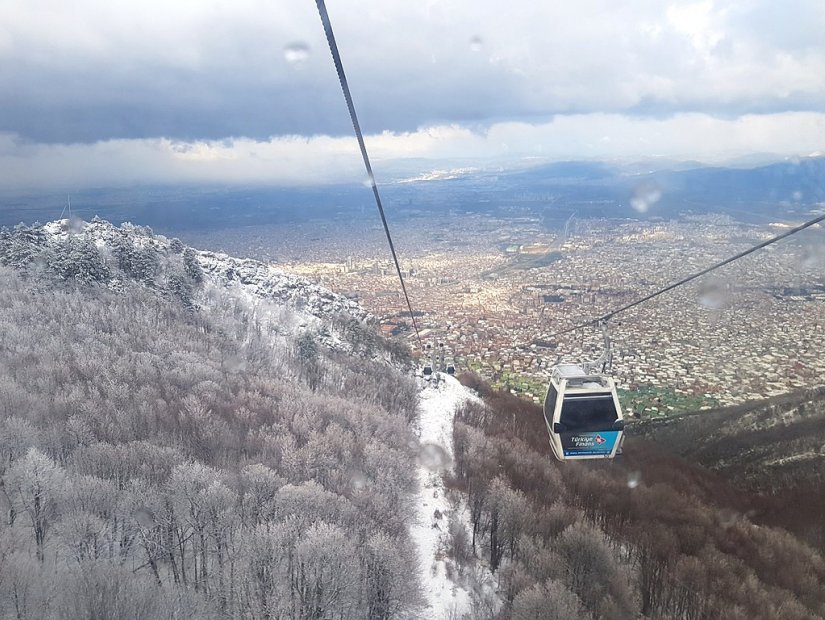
191, 207, 825, 415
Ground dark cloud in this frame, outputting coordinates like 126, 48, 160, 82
0, 0, 823, 146
0, 43, 530, 142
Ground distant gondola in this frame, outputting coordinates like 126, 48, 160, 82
543, 364, 624, 460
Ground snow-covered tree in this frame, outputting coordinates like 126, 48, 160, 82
4, 448, 66, 561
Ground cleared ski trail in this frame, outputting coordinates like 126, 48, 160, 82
410, 375, 488, 619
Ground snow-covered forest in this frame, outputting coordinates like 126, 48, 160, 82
0, 220, 420, 618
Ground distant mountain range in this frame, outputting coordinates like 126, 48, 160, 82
411, 154, 825, 223
1, 156, 823, 233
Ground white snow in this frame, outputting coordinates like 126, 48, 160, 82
411, 374, 491, 619
196, 249, 372, 324
38, 218, 374, 354
43, 220, 68, 238
37, 218, 368, 328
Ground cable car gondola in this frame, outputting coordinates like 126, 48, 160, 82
543, 364, 624, 460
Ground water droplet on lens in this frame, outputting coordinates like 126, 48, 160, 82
284, 42, 310, 66
469, 35, 483, 52
134, 507, 155, 529
627, 471, 641, 489
718, 508, 737, 528
419, 443, 451, 471
630, 182, 662, 213
698, 281, 729, 310
68, 216, 85, 235
350, 470, 367, 491
799, 243, 825, 269
225, 355, 246, 373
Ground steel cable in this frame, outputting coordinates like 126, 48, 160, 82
314, 0, 424, 350
547, 212, 825, 339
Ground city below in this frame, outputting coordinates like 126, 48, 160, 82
187, 209, 825, 416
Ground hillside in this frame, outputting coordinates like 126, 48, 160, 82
629, 387, 825, 492
630, 387, 825, 556
449, 374, 825, 619
2, 218, 824, 619
0, 219, 421, 618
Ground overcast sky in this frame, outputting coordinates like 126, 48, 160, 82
1, 0, 824, 189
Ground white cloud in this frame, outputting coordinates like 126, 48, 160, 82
1, 111, 823, 189
0, 0, 824, 188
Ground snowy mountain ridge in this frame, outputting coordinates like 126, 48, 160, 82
0, 217, 391, 360
37, 217, 370, 323
195, 249, 370, 323
4, 217, 509, 617
0, 219, 426, 619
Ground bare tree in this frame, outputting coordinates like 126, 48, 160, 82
5, 448, 66, 562
510, 578, 587, 620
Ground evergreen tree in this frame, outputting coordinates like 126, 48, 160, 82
183, 248, 203, 283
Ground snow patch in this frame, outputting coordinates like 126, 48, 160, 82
411, 375, 498, 619
196, 249, 371, 325
37, 218, 373, 354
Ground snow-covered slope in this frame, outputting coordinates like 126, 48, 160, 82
0, 217, 514, 616
39, 218, 369, 322
412, 375, 500, 619
196, 251, 369, 322
0, 218, 395, 361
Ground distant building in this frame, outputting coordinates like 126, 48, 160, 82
543, 294, 565, 303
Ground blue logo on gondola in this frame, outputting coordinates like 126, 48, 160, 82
561, 431, 619, 456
